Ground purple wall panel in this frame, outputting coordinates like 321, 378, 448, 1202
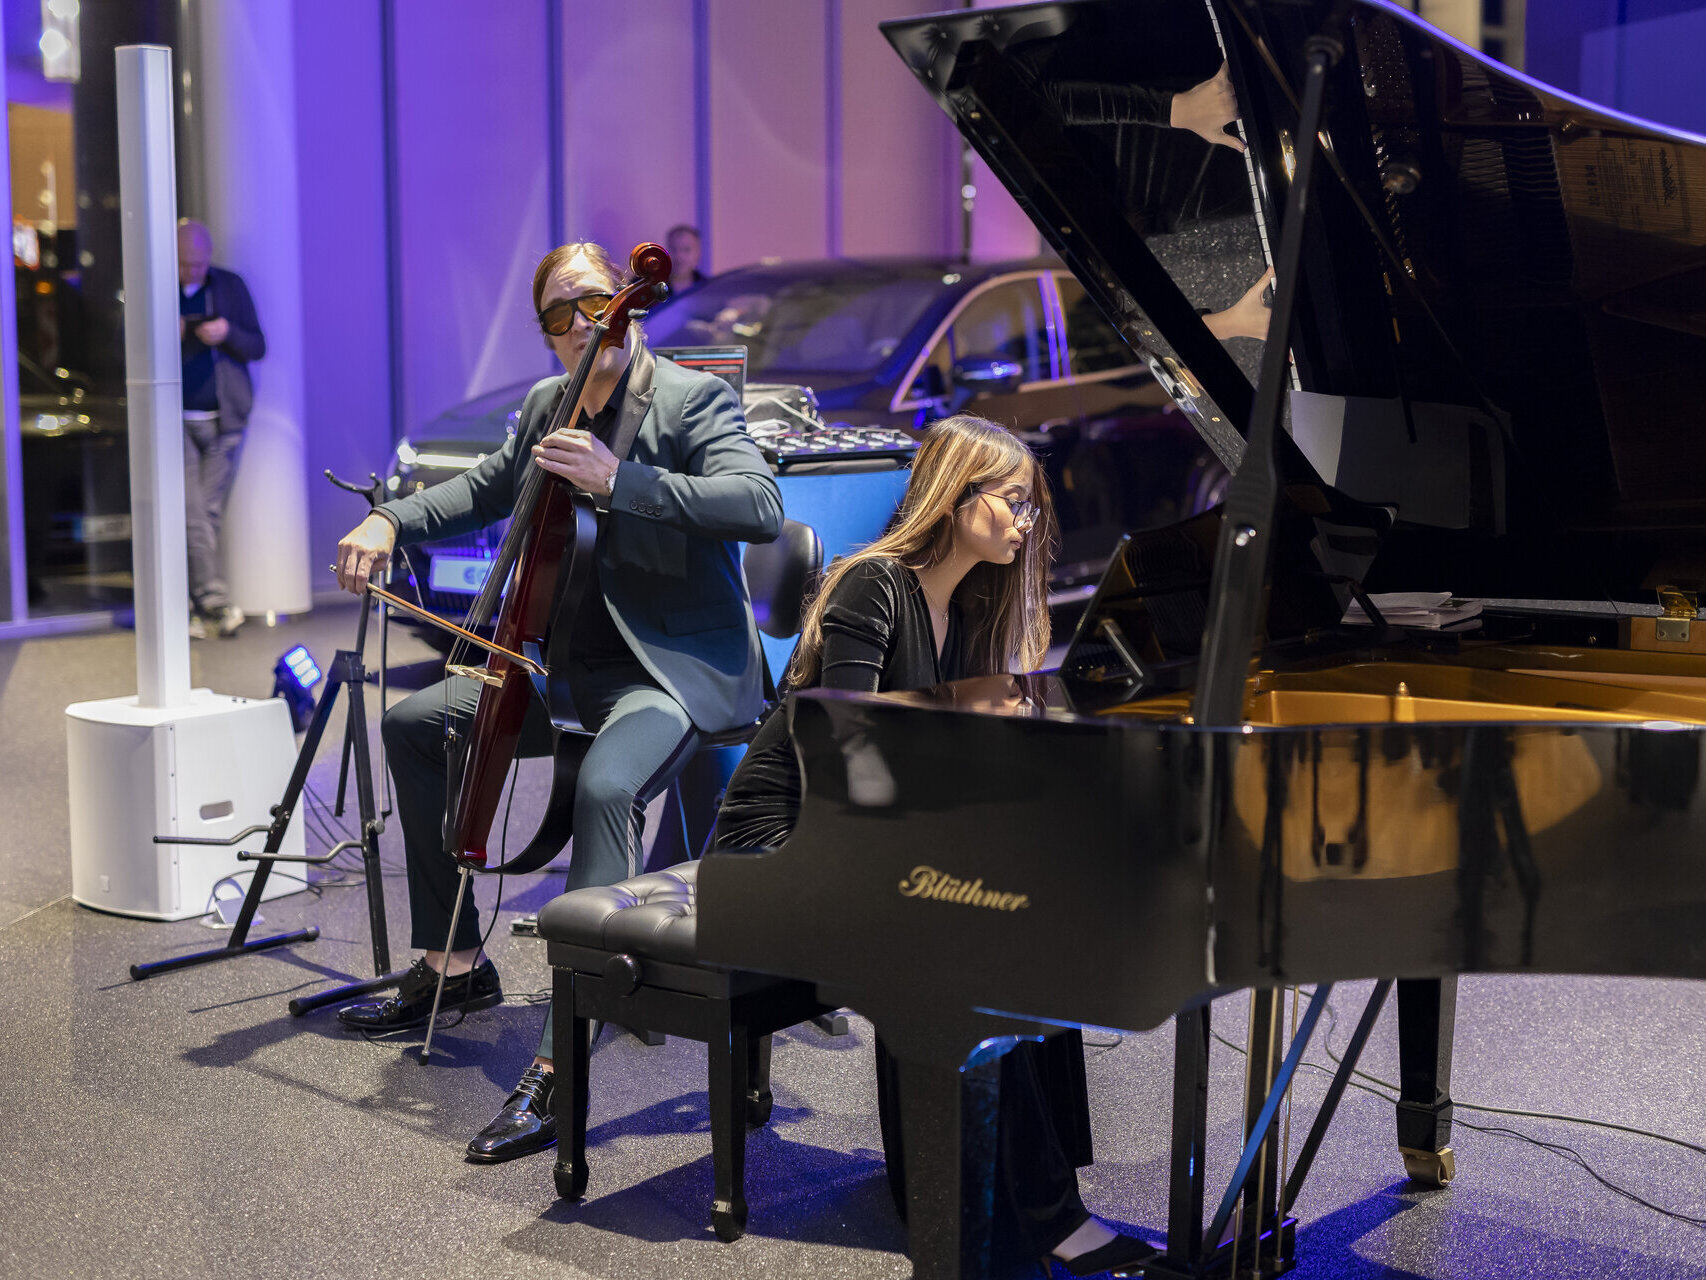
966, 0, 1040, 260
838, 0, 955, 258
1526, 0, 1620, 94
561, 0, 697, 264
392, 0, 554, 431
292, 0, 393, 580
709, 2, 830, 271
1580, 8, 1706, 137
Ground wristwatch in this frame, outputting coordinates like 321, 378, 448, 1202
601, 463, 619, 497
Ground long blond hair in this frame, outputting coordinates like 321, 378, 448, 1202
787, 414, 1056, 688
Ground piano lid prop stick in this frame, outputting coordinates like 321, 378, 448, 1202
1193, 31, 1343, 728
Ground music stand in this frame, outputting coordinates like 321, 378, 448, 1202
128, 472, 407, 1016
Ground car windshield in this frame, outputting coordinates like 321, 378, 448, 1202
644, 266, 946, 376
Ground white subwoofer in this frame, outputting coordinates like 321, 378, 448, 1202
66, 690, 307, 921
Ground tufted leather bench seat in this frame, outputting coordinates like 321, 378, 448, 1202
539, 858, 835, 1241
540, 862, 702, 967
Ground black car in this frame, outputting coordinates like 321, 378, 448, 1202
385, 256, 1225, 632
19, 356, 131, 607
646, 258, 1227, 577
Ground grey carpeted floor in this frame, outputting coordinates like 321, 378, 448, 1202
2, 604, 1703, 1279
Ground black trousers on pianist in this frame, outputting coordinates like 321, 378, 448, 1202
876, 1030, 1096, 1260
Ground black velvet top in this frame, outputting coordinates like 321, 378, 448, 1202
711, 556, 965, 852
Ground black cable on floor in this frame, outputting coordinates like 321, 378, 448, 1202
1312, 999, 1706, 1161
300, 780, 406, 876
1204, 996, 1706, 1228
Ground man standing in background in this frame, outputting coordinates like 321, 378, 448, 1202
665, 224, 707, 293
178, 218, 265, 638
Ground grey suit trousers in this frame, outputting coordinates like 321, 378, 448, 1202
183, 413, 244, 611
382, 656, 699, 1056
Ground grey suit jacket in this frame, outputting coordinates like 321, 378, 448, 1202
378, 347, 784, 733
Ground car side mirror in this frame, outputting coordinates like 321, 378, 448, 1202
951, 355, 1024, 398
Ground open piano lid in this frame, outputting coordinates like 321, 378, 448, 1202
882, 0, 1706, 608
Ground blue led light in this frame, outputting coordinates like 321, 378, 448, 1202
272, 646, 323, 733
281, 645, 321, 689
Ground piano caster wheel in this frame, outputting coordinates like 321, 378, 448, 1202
1400, 1145, 1456, 1187
712, 1198, 748, 1242
554, 1157, 588, 1201
746, 1085, 773, 1128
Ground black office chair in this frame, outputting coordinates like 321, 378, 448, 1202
537, 518, 832, 1242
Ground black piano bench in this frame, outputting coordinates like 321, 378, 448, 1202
538, 860, 835, 1242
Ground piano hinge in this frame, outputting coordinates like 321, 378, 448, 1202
1655, 585, 1698, 643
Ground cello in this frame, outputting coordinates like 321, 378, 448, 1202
367, 243, 671, 1055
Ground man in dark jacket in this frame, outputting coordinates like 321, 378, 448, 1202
330, 241, 783, 1163
177, 219, 265, 637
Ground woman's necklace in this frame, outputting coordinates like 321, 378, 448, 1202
919, 581, 951, 629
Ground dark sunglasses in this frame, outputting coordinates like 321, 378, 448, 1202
537, 292, 614, 336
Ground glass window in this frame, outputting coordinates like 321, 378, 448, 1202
8, 3, 185, 616
949, 278, 1048, 383
1057, 275, 1141, 376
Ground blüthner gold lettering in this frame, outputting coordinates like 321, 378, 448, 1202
897, 866, 1030, 911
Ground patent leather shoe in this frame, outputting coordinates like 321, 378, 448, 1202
335, 957, 501, 1031
466, 1064, 556, 1163
1059, 1232, 1159, 1277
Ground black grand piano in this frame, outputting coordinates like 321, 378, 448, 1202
697, 1, 1706, 1276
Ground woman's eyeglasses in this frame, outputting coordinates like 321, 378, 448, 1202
537, 293, 614, 336
974, 489, 1040, 533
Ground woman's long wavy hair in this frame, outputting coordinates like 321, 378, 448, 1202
786, 414, 1057, 688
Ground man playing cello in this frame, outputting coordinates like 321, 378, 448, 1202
331, 241, 782, 1162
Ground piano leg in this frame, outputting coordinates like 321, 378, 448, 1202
895, 1048, 1006, 1280
1236, 990, 1294, 1276
552, 969, 593, 1202
1160, 1007, 1212, 1275
708, 1012, 753, 1241
1395, 977, 1458, 1187
746, 1032, 774, 1127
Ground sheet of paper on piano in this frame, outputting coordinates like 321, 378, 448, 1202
1342, 592, 1484, 630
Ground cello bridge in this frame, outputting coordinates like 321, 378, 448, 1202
447, 664, 507, 688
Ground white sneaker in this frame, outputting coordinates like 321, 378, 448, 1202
187, 612, 207, 641
216, 605, 246, 638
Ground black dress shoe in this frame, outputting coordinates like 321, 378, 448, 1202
1059, 1232, 1159, 1277
335, 957, 501, 1031
466, 1064, 556, 1163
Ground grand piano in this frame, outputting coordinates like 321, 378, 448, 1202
696, 1, 1706, 1276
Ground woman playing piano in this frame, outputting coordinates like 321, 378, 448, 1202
712, 414, 1155, 1276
